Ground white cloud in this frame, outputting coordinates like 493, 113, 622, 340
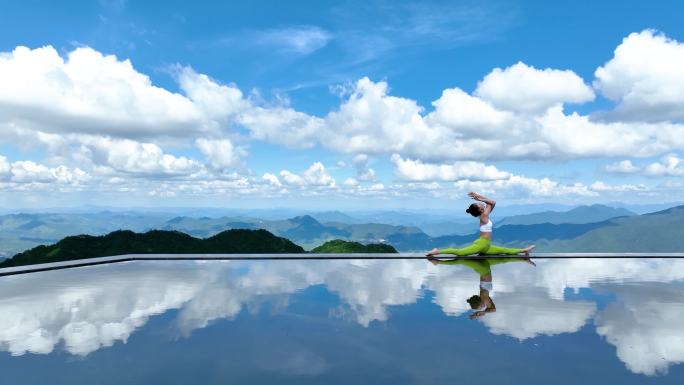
643, 153, 684, 176
0, 46, 212, 139
425, 87, 512, 136
238, 106, 324, 148
391, 154, 510, 181
475, 62, 595, 112
177, 67, 248, 121
76, 136, 203, 176
10, 161, 89, 184
589, 181, 647, 192
5, 36, 684, 171
238, 72, 684, 163
605, 160, 640, 173
453, 175, 597, 197
195, 138, 244, 169
594, 29, 684, 121
279, 162, 335, 187
343, 177, 359, 186
279, 170, 305, 186
262, 173, 282, 187
388, 155, 644, 198
148, 189, 177, 198
536, 107, 684, 158
0, 157, 89, 184
322, 77, 434, 155
4, 31, 684, 203
302, 162, 335, 187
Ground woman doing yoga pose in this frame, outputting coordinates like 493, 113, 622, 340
426, 192, 535, 257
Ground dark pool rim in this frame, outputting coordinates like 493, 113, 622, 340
2, 253, 684, 277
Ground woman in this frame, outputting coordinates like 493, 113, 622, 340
426, 191, 535, 257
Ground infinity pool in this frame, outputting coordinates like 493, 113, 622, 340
1, 257, 683, 384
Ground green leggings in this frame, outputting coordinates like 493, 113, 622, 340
440, 237, 522, 256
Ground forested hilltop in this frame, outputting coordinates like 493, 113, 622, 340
311, 239, 397, 253
0, 229, 304, 268
0, 229, 399, 268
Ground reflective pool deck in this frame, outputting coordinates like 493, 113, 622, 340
2, 252, 684, 276
2, 256, 684, 384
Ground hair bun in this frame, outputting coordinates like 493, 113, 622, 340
465, 208, 471, 214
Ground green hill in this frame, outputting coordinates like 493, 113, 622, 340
495, 204, 635, 227
543, 205, 684, 252
0, 229, 304, 268
311, 239, 397, 253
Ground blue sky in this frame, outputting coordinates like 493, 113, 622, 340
1, 0, 683, 209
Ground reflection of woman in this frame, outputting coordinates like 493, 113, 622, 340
426, 192, 535, 257
428, 257, 535, 319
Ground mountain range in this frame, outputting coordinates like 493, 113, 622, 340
1, 204, 682, 258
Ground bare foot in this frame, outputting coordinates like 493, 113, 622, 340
521, 244, 536, 256
426, 248, 440, 257
522, 257, 536, 267
427, 257, 440, 265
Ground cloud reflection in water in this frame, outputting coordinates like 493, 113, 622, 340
0, 258, 683, 375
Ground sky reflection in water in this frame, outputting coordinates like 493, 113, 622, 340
1, 258, 683, 384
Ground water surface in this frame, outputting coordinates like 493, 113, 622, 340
1, 257, 683, 384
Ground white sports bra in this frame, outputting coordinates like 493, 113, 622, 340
479, 219, 493, 233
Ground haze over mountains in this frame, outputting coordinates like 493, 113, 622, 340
1, 203, 683, 259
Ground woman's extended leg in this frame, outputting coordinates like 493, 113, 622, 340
438, 238, 490, 256
483, 244, 523, 255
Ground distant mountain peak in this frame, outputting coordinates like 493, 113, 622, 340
289, 215, 320, 225
167, 216, 187, 224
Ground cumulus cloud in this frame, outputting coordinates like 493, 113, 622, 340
195, 138, 245, 169
322, 77, 435, 155
238, 106, 324, 148
343, 177, 359, 186
177, 67, 248, 121
0, 46, 216, 138
605, 160, 640, 173
0, 45, 251, 194
389, 154, 651, 197
643, 153, 684, 176
74, 136, 203, 176
262, 173, 282, 187
3, 30, 684, 202
0, 155, 89, 184
536, 107, 684, 158
391, 154, 510, 181
453, 175, 597, 197
594, 29, 684, 122
424, 87, 512, 136
475, 62, 595, 112
279, 162, 335, 187
589, 181, 647, 192
236, 72, 684, 163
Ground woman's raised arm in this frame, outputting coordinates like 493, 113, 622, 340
468, 192, 496, 214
